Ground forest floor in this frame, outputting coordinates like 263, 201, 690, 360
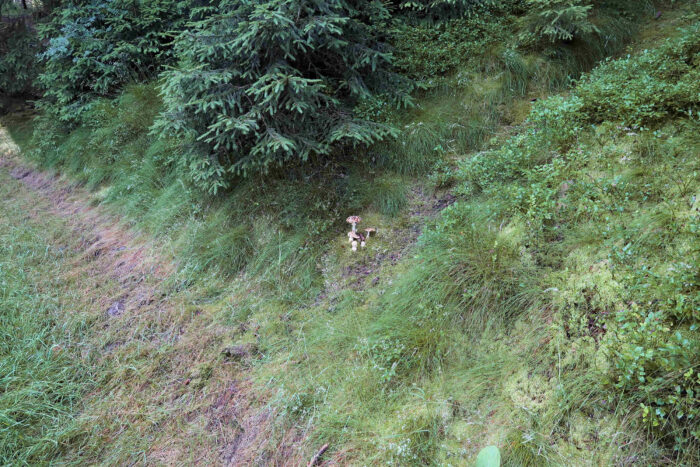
2, 121, 423, 465
2, 4, 698, 464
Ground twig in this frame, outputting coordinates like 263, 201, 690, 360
307, 443, 329, 467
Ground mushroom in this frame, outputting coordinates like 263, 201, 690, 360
346, 215, 362, 233
358, 233, 367, 248
362, 228, 375, 248
348, 231, 361, 251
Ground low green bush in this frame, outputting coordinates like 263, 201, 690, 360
392, 9, 512, 80
575, 22, 700, 125
452, 21, 700, 456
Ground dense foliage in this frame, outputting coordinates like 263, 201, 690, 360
156, 0, 414, 192
0, 0, 43, 100
37, 0, 191, 121
575, 27, 700, 125
0, 24, 38, 97
518, 0, 649, 65
15, 0, 648, 181
520, 0, 598, 43
391, 4, 512, 80
392, 0, 496, 21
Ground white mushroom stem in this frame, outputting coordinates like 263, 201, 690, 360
351, 240, 358, 251
351, 222, 357, 233
361, 241, 366, 248
348, 232, 354, 243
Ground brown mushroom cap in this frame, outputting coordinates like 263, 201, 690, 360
348, 231, 361, 240
346, 216, 362, 224
364, 227, 376, 233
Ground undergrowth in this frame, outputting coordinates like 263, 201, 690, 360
1, 1, 698, 465
251, 6, 700, 465
24, 83, 406, 301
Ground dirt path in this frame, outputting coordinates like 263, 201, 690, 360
1, 121, 461, 465
0, 125, 296, 465
1, 126, 171, 319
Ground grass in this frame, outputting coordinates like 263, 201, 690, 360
245, 5, 700, 465
1, 1, 698, 465
0, 163, 94, 463
0, 127, 252, 464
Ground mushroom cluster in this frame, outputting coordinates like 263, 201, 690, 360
346, 216, 377, 252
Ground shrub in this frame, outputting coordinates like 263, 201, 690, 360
575, 23, 700, 126
517, 0, 648, 74
0, 25, 40, 97
454, 98, 580, 198
459, 21, 700, 199
391, 13, 510, 80
453, 21, 700, 455
520, 0, 598, 43
607, 239, 700, 448
391, 0, 502, 22
0, 0, 46, 99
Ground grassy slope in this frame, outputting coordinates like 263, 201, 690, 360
0, 133, 255, 464
1, 2, 698, 465
243, 5, 700, 465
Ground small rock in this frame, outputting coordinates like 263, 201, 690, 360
222, 344, 257, 362
107, 300, 125, 317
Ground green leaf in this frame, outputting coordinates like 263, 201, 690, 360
475, 445, 501, 467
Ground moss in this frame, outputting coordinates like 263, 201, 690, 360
505, 370, 552, 414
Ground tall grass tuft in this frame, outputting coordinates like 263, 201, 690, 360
367, 201, 541, 379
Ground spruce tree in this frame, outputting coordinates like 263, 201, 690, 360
156, 0, 413, 192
